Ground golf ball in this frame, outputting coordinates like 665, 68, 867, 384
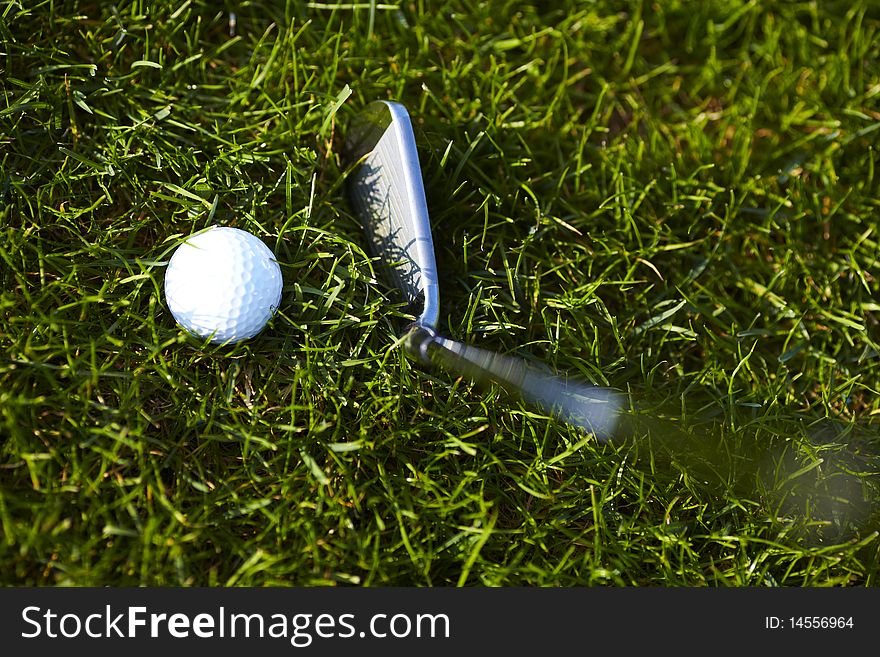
164, 226, 283, 343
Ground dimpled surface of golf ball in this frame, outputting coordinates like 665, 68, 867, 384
164, 226, 283, 343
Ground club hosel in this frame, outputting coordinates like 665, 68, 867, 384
402, 327, 489, 382
402, 323, 437, 366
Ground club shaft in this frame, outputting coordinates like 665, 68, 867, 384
418, 332, 621, 440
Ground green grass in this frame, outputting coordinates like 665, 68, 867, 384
1, 0, 879, 586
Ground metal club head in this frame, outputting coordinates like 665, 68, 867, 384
344, 100, 440, 331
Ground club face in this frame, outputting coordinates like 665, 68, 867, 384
344, 101, 440, 331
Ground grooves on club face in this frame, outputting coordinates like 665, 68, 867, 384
343, 100, 440, 330
345, 100, 623, 440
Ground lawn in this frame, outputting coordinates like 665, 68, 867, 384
1, 0, 879, 586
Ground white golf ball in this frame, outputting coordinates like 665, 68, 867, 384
164, 226, 283, 344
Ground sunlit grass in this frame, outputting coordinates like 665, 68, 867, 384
1, 0, 878, 586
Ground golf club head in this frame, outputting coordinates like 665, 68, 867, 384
344, 100, 440, 330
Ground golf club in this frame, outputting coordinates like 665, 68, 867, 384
344, 100, 622, 440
